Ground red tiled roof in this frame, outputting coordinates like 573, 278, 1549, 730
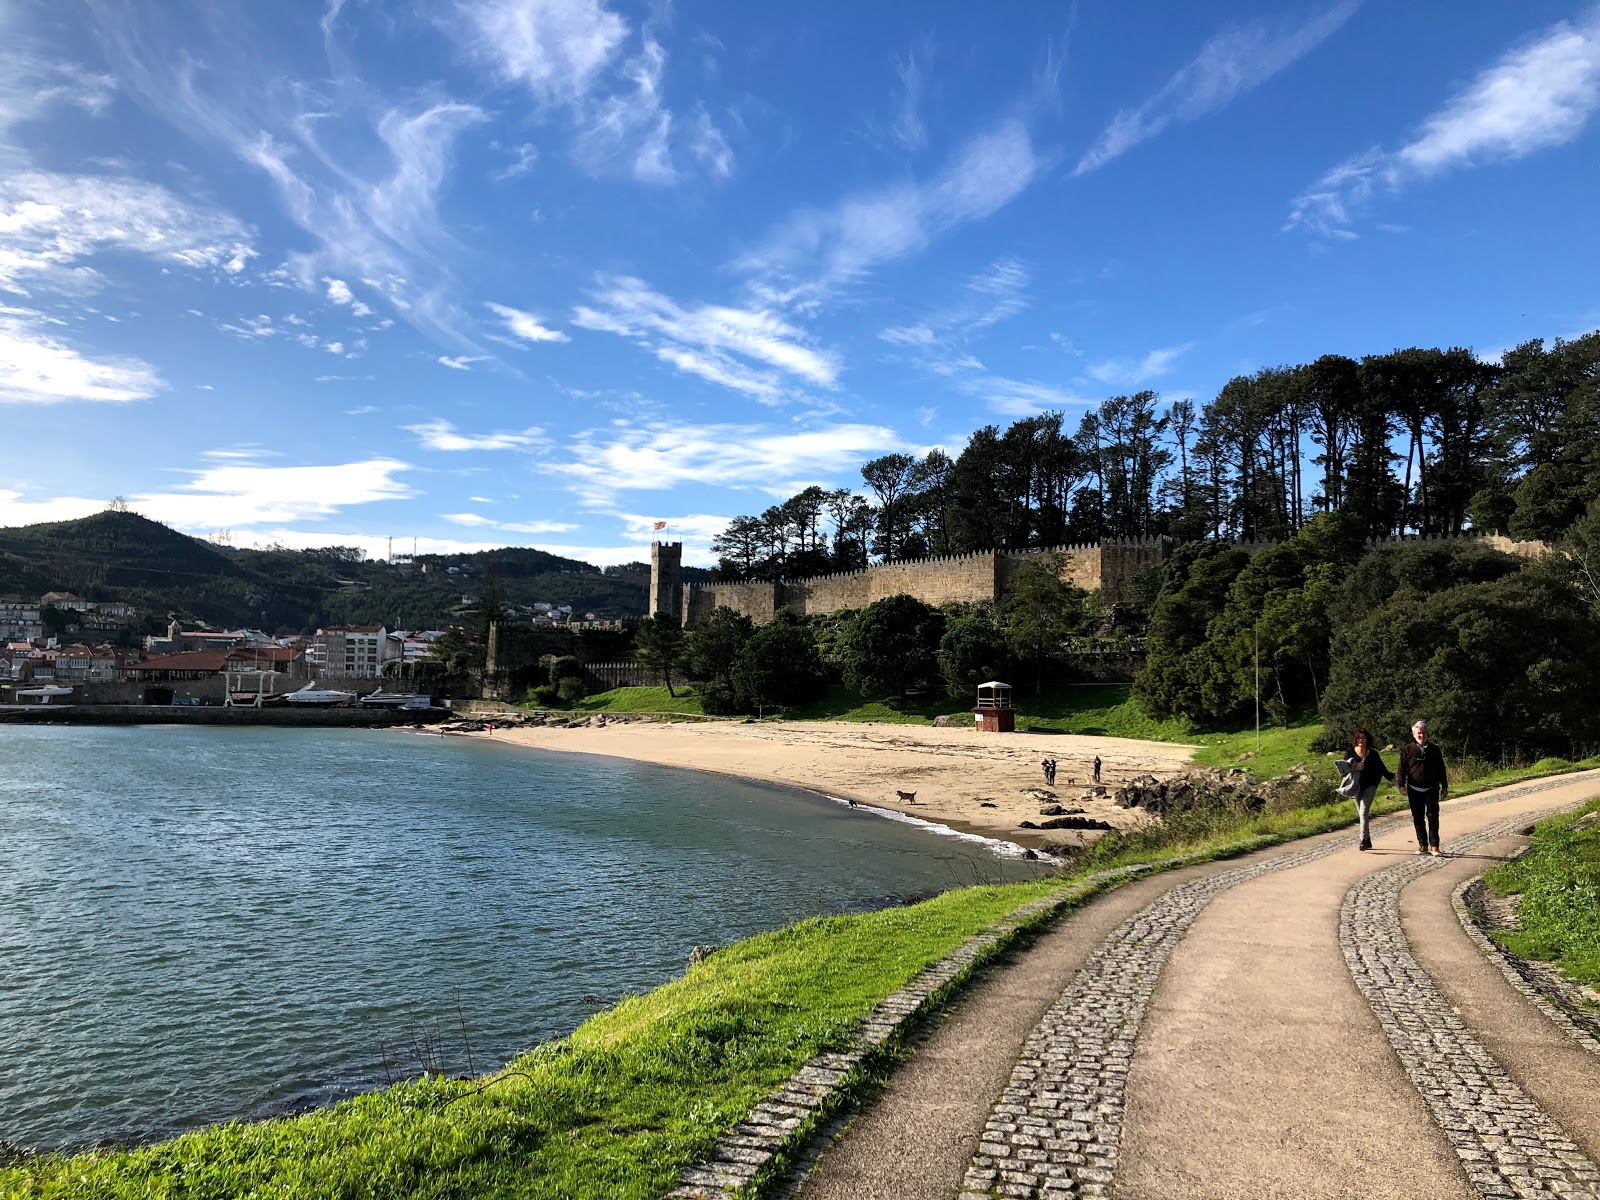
123, 650, 230, 673
224, 646, 303, 664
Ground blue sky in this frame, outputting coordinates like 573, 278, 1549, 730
2, 0, 1598, 566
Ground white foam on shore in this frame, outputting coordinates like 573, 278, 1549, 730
816, 794, 1056, 862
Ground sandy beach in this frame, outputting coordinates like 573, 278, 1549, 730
463, 719, 1199, 848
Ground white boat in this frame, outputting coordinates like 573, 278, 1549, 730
357, 690, 431, 709
15, 685, 74, 703
283, 681, 357, 705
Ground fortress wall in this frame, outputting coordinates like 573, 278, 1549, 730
865, 552, 1000, 607
996, 544, 1105, 595
682, 581, 780, 627
784, 571, 871, 615
1098, 539, 1170, 605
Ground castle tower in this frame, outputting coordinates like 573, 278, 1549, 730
649, 541, 682, 621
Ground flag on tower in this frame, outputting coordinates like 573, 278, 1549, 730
653, 520, 668, 530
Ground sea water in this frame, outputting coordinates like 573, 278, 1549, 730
0, 724, 1041, 1149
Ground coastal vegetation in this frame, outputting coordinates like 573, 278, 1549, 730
1484, 799, 1600, 991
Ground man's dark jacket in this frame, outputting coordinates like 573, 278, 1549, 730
1399, 740, 1447, 791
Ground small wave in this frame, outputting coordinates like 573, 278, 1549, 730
817, 795, 1055, 862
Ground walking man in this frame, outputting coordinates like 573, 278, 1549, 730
1397, 719, 1448, 856
1041, 758, 1056, 787
1092, 754, 1102, 784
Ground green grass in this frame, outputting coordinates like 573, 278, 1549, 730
1, 880, 1065, 1200
1483, 798, 1600, 991
568, 686, 710, 716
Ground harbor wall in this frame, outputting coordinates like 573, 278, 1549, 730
0, 705, 447, 726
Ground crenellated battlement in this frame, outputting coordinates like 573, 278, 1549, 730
655, 532, 1551, 628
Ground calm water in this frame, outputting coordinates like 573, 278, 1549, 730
0, 725, 1038, 1150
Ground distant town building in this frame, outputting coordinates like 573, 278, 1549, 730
308, 625, 394, 677
0, 596, 44, 641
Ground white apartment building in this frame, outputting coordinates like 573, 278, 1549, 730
308, 625, 394, 678
0, 596, 43, 641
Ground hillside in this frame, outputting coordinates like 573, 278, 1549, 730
0, 512, 651, 633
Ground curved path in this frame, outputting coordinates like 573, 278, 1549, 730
787, 771, 1600, 1200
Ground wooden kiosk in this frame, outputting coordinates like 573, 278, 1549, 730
973, 681, 1015, 732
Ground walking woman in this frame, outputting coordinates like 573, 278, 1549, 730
1348, 728, 1392, 851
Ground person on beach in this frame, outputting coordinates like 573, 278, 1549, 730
1041, 758, 1057, 787
1397, 719, 1448, 855
1093, 755, 1102, 784
1346, 728, 1392, 851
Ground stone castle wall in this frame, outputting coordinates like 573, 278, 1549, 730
661, 532, 1554, 629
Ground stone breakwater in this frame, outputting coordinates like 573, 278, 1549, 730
1341, 814, 1600, 1198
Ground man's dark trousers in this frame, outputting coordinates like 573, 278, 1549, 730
1408, 785, 1440, 847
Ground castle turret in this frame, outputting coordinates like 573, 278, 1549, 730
649, 541, 682, 621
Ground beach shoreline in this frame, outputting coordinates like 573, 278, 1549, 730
451, 718, 1199, 848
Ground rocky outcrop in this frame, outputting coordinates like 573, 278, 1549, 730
1109, 765, 1320, 817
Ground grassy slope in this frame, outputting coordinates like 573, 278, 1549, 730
2, 882, 1065, 1200
569, 686, 710, 715
1484, 798, 1600, 990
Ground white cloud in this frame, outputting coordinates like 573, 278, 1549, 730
571, 275, 840, 402
324, 276, 374, 317
454, 0, 730, 185
1287, 9, 1600, 237
735, 118, 1040, 306
962, 376, 1091, 417
0, 170, 255, 293
890, 47, 928, 152
127, 459, 415, 530
443, 512, 577, 534
1086, 343, 1193, 387
486, 300, 570, 343
438, 355, 490, 370
554, 419, 913, 505
1076, 0, 1362, 175
490, 142, 539, 181
456, 0, 629, 107
405, 418, 548, 451
878, 257, 1030, 376
0, 489, 104, 527
0, 308, 164, 404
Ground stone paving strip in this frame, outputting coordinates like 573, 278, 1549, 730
953, 834, 1355, 1200
1453, 877, 1600, 1062
1342, 805, 1600, 1199
667, 862, 1157, 1199
952, 774, 1600, 1200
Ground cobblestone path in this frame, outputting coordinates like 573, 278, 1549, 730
956, 835, 1349, 1199
955, 776, 1600, 1200
1342, 814, 1600, 1199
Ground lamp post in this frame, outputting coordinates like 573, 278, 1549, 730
1254, 621, 1261, 755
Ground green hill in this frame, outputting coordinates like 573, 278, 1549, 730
0, 511, 650, 634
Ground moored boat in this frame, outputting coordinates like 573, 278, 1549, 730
283, 681, 357, 705
357, 690, 431, 709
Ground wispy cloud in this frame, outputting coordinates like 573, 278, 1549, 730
879, 256, 1031, 374
486, 300, 570, 343
0, 308, 164, 404
735, 118, 1041, 307
443, 512, 577, 533
0, 489, 104, 527
437, 355, 490, 370
1076, 0, 1362, 175
890, 45, 928, 151
961, 376, 1091, 417
453, 0, 731, 185
129, 459, 416, 530
1086, 342, 1193, 386
571, 275, 840, 402
554, 419, 913, 506
1287, 8, 1600, 238
405, 418, 548, 451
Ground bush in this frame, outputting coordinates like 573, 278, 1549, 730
556, 676, 589, 703
527, 683, 562, 708
697, 683, 742, 715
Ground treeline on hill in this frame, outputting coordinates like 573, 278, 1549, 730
1134, 507, 1600, 763
710, 333, 1600, 580
603, 556, 1108, 715
0, 511, 652, 632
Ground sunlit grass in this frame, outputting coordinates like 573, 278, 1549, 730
1484, 798, 1600, 990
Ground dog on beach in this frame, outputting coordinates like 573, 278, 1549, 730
895, 790, 918, 803
846, 798, 859, 807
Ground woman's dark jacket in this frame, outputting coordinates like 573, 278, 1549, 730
1354, 750, 1392, 790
